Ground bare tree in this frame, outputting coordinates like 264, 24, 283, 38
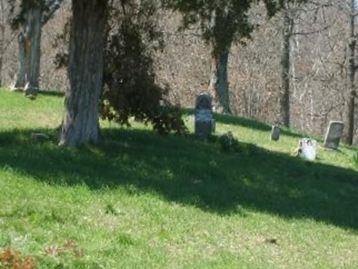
11, 0, 63, 97
0, 0, 7, 87
346, 0, 357, 145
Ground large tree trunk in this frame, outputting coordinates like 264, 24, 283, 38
209, 48, 231, 114
12, 32, 26, 90
346, 0, 356, 145
59, 0, 107, 147
24, 7, 42, 97
280, 4, 292, 128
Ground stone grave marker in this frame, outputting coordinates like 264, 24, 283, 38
324, 121, 344, 150
271, 125, 280, 141
195, 93, 215, 138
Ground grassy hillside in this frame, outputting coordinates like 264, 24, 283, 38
0, 89, 357, 269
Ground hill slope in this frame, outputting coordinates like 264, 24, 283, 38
0, 89, 357, 269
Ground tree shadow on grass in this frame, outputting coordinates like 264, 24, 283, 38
38, 90, 65, 97
7, 90, 65, 98
183, 108, 303, 138
0, 128, 357, 231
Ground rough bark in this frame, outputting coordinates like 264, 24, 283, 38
346, 0, 356, 145
209, 49, 231, 114
280, 4, 292, 128
59, 0, 107, 147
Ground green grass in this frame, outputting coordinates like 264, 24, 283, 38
0, 89, 357, 269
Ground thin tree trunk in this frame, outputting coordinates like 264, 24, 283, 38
59, 0, 107, 147
280, 4, 292, 128
24, 7, 42, 97
0, 0, 5, 87
12, 1, 63, 93
0, 24, 4, 87
12, 32, 26, 90
209, 48, 231, 114
347, 0, 356, 145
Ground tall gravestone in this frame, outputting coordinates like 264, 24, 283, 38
195, 93, 215, 139
324, 121, 344, 150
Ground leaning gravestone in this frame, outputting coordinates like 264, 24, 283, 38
195, 93, 215, 139
271, 125, 280, 141
324, 121, 344, 150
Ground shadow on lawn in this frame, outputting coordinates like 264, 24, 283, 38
0, 128, 357, 230
183, 108, 303, 138
9, 90, 65, 98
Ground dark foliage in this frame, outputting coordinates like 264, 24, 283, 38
8, 0, 61, 29
162, 0, 306, 54
101, 1, 187, 135
218, 131, 259, 155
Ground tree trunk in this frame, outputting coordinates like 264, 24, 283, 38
0, 0, 5, 87
24, 7, 42, 97
12, 32, 26, 90
0, 24, 4, 87
209, 49, 231, 114
59, 0, 107, 147
346, 0, 356, 145
280, 4, 292, 128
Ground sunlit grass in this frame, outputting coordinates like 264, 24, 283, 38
0, 88, 357, 269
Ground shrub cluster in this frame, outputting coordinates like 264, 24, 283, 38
101, 3, 187, 135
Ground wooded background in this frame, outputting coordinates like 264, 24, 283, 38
0, 0, 357, 144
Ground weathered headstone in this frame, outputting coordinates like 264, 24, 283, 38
195, 93, 215, 139
271, 125, 280, 141
324, 121, 344, 150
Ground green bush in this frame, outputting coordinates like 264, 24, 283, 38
101, 3, 187, 135
219, 132, 239, 152
352, 152, 358, 168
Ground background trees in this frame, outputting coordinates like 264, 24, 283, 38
161, 0, 282, 114
2, 0, 358, 145
10, 0, 63, 96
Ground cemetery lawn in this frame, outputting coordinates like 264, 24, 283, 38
0, 89, 357, 269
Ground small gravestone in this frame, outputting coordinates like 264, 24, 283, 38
195, 93, 215, 139
298, 138, 317, 161
31, 133, 50, 142
271, 125, 280, 141
324, 121, 344, 150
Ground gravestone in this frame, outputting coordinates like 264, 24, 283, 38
195, 93, 215, 139
298, 138, 317, 161
324, 121, 344, 150
271, 125, 280, 141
